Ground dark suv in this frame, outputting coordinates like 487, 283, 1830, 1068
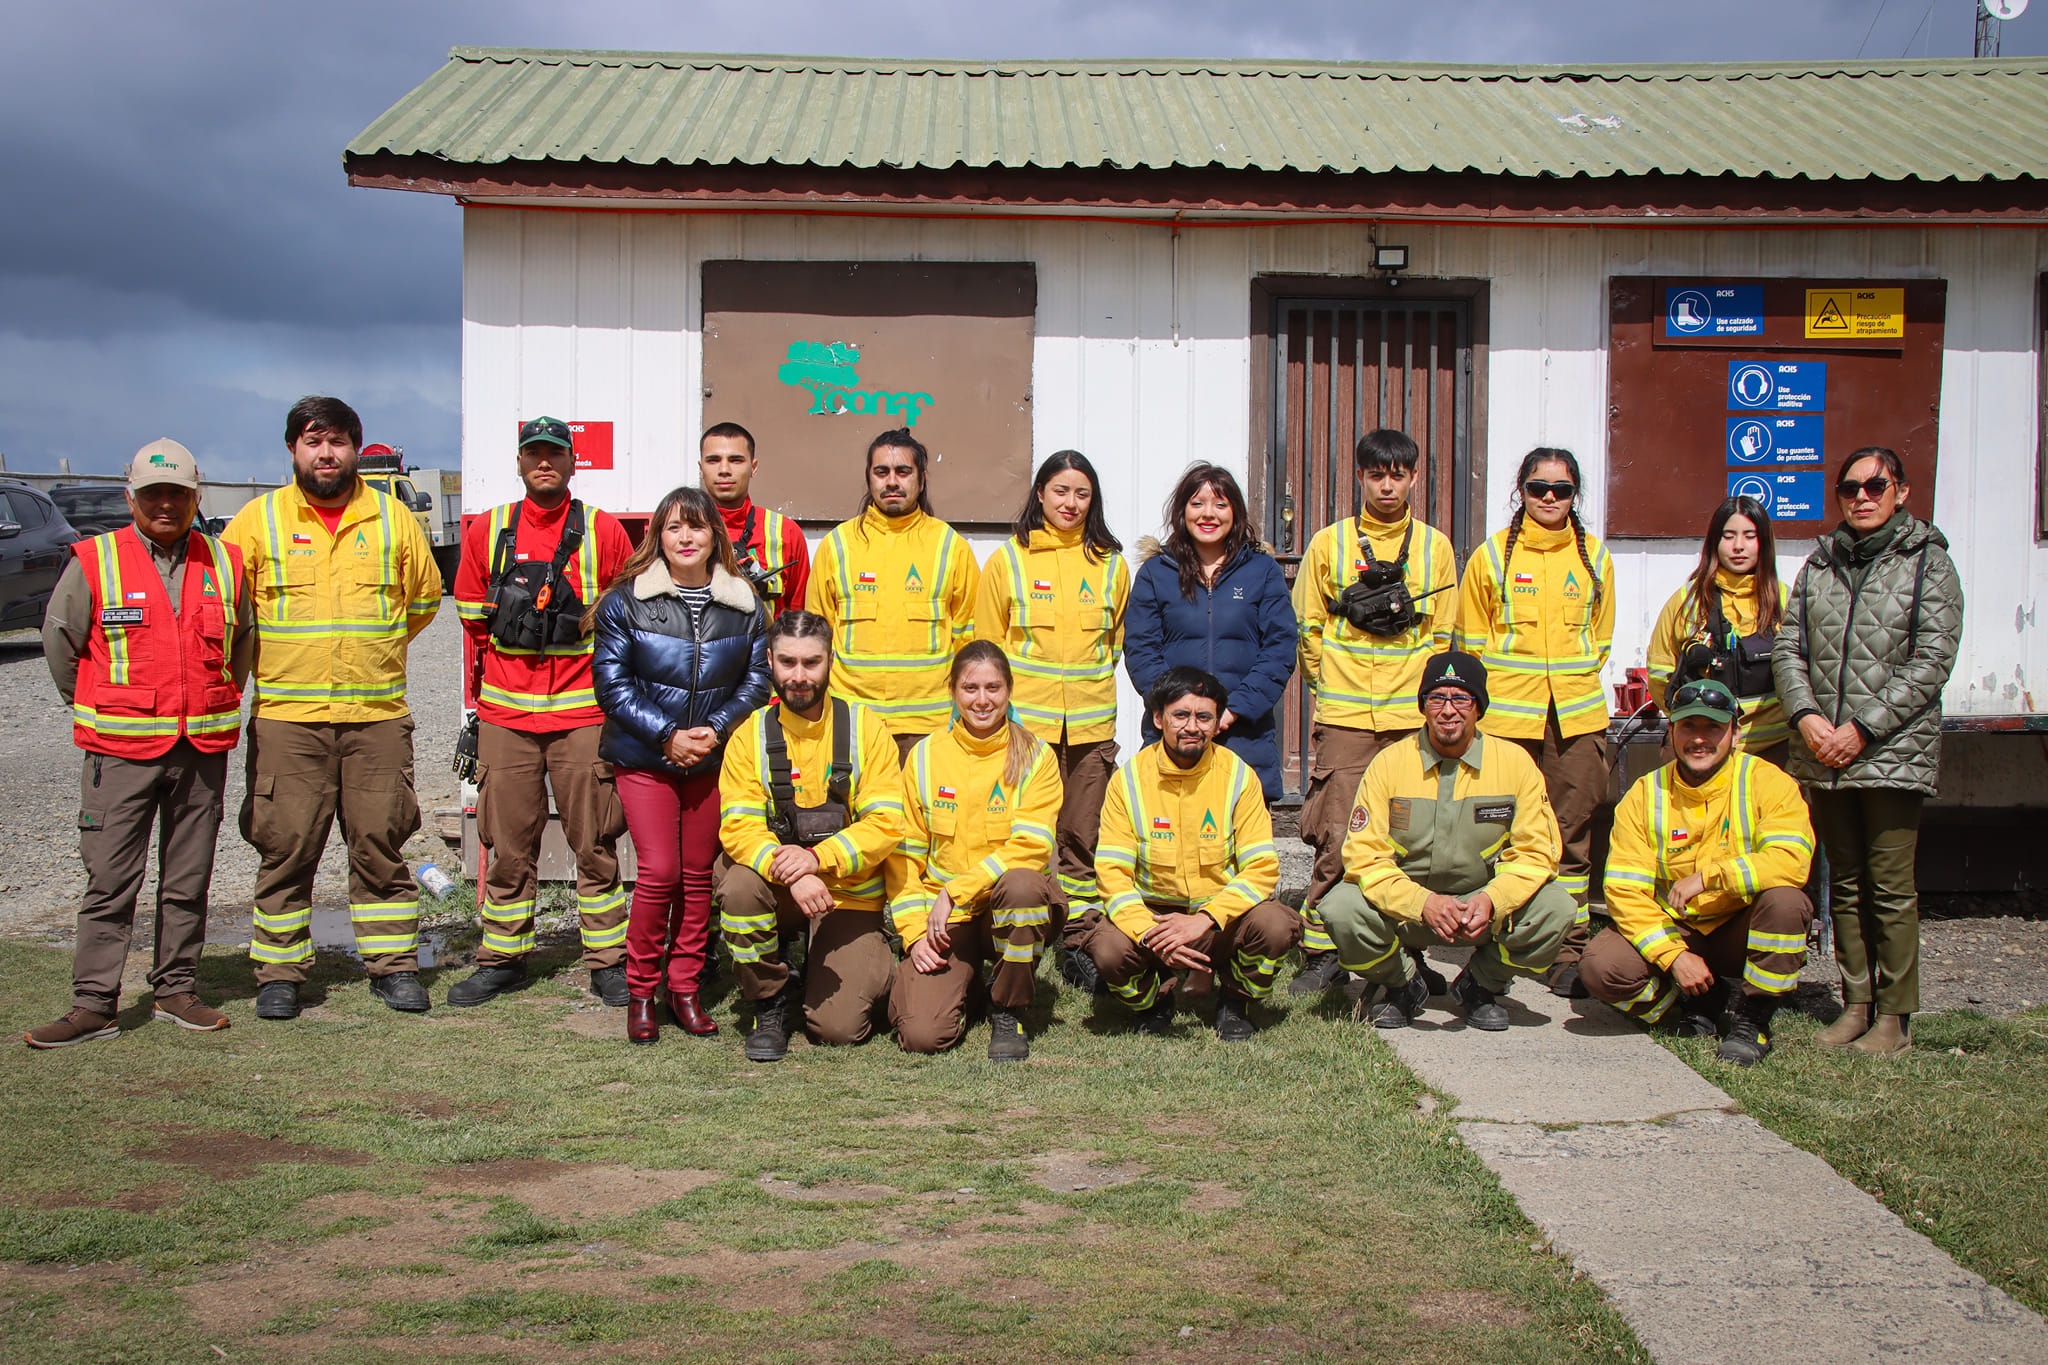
0, 480, 78, 632
48, 484, 132, 538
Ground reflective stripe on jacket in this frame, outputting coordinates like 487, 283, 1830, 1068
805, 508, 979, 736
1603, 753, 1814, 974
70, 527, 244, 757
223, 480, 441, 722
973, 528, 1130, 744
1645, 569, 1791, 754
1096, 741, 1278, 941
1455, 521, 1615, 740
1293, 513, 1457, 731
889, 722, 1062, 944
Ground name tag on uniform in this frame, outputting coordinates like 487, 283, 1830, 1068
1388, 798, 1412, 830
99, 607, 145, 626
1473, 800, 1516, 824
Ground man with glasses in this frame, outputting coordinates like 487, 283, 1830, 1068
1581, 677, 1815, 1065
1317, 651, 1577, 1030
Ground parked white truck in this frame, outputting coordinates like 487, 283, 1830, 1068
360, 443, 461, 591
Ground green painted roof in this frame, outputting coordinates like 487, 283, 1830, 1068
347, 48, 2048, 182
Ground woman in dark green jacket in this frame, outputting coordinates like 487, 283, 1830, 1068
1772, 447, 1962, 1057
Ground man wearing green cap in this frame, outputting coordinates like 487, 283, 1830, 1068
1583, 676, 1815, 1065
1316, 650, 1579, 1031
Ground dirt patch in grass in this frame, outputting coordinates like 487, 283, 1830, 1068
1407, 1288, 1532, 1328
1182, 1182, 1245, 1212
128, 1124, 369, 1178
432, 1162, 720, 1219
757, 1176, 900, 1202
1029, 1150, 1147, 1193
35, 1180, 184, 1213
557, 1005, 622, 1041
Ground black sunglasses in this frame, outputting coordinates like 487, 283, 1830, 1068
1523, 480, 1576, 501
1836, 476, 1894, 500
1668, 679, 1737, 714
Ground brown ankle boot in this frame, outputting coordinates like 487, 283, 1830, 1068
669, 995, 718, 1036
1815, 1002, 1871, 1047
1850, 1013, 1911, 1056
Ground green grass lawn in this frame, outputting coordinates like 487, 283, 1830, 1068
0, 938, 1645, 1365
1665, 1004, 2048, 1315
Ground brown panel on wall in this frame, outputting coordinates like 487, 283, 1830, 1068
1608, 276, 1945, 539
702, 261, 1036, 524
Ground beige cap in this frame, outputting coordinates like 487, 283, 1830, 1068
127, 438, 200, 491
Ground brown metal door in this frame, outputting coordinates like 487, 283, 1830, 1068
1263, 296, 1476, 801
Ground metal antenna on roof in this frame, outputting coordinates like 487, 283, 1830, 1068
1980, 0, 2028, 56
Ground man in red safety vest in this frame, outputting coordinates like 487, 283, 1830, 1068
27, 439, 254, 1048
700, 421, 810, 619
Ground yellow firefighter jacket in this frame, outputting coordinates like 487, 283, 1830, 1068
806, 507, 979, 736
1341, 732, 1561, 921
1097, 741, 1279, 942
1456, 519, 1615, 740
1603, 751, 1814, 973
718, 700, 906, 914
1293, 512, 1458, 732
973, 526, 1131, 744
222, 480, 442, 722
889, 721, 1063, 946
1645, 569, 1792, 754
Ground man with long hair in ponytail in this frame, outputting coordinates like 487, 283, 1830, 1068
1455, 448, 1614, 997
888, 642, 1064, 1061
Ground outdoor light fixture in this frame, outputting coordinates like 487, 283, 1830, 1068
1374, 244, 1410, 273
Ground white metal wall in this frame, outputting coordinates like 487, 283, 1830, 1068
462, 208, 2047, 742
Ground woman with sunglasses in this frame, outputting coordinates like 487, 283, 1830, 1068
1647, 496, 1792, 765
1773, 448, 1961, 1057
1455, 448, 1614, 997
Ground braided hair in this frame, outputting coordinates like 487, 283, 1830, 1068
1501, 447, 1603, 612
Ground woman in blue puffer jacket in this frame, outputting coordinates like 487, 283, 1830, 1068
591, 486, 771, 1043
1125, 463, 1299, 801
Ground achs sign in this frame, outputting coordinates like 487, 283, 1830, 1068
702, 261, 1037, 523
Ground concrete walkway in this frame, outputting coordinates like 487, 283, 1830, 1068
1379, 964, 2048, 1364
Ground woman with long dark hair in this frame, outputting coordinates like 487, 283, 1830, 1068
1775, 447, 1962, 1056
975, 452, 1129, 976
1648, 496, 1791, 764
1455, 447, 1614, 997
1124, 463, 1298, 803
591, 486, 770, 1044
888, 642, 1064, 1061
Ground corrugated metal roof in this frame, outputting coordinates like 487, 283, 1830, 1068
348, 49, 2048, 182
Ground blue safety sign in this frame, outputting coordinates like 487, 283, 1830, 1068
1665, 285, 1765, 338
1726, 414, 1824, 466
1729, 471, 1825, 521
1728, 361, 1827, 411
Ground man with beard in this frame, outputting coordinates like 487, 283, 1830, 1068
222, 396, 443, 1019
716, 611, 905, 1060
806, 429, 978, 757
1581, 678, 1815, 1065
700, 421, 810, 618
1317, 651, 1577, 1031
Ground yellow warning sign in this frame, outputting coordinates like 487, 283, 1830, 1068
1805, 287, 1905, 339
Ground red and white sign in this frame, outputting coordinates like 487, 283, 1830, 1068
516, 420, 614, 470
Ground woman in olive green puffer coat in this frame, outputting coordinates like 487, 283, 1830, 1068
1772, 448, 1963, 1057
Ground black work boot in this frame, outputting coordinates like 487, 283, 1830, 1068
1214, 994, 1257, 1042
1131, 994, 1177, 1037
1408, 948, 1450, 997
1364, 973, 1429, 1029
1287, 950, 1344, 996
987, 1010, 1030, 1062
1717, 994, 1778, 1067
1059, 944, 1104, 996
369, 971, 430, 1013
1545, 960, 1590, 999
447, 964, 526, 1008
589, 964, 630, 1007
254, 981, 301, 1021
1449, 969, 1511, 1031
744, 983, 796, 1062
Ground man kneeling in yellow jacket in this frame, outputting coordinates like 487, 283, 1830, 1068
1582, 677, 1815, 1066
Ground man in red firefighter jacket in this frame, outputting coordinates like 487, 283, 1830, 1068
27, 439, 253, 1048
451, 416, 636, 1006
701, 421, 810, 618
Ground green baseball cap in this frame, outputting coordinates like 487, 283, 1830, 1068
517, 416, 574, 451
1667, 678, 1740, 724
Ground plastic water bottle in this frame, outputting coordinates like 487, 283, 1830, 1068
417, 863, 457, 898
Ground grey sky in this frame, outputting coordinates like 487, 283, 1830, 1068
1, 0, 2036, 481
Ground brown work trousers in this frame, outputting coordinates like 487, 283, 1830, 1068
1581, 886, 1814, 1023
474, 721, 628, 968
72, 742, 228, 1012
242, 716, 421, 984
889, 869, 1063, 1053
1299, 724, 1416, 946
717, 860, 894, 1045
1508, 707, 1608, 965
1050, 737, 1118, 951
1086, 899, 1302, 1010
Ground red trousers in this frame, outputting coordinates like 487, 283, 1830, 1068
616, 767, 721, 998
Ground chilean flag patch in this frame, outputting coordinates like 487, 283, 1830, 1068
1513, 572, 1535, 585
936, 785, 956, 800
291, 533, 312, 545
1152, 816, 1173, 831
1670, 828, 1691, 844
1032, 579, 1053, 592
124, 591, 148, 601
857, 571, 877, 585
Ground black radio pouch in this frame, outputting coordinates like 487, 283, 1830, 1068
764, 697, 854, 848
1330, 521, 1418, 638
1674, 580, 1777, 701
486, 500, 587, 651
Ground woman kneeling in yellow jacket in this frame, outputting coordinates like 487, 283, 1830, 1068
888, 641, 1064, 1061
